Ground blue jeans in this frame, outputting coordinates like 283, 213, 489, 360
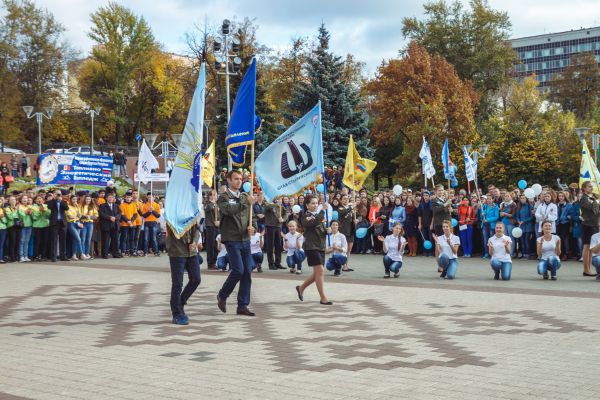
120, 226, 134, 254
144, 222, 159, 255
252, 252, 263, 269
169, 255, 201, 318
383, 255, 403, 274
482, 224, 492, 257
592, 255, 600, 275
0, 229, 7, 260
438, 254, 458, 279
81, 222, 93, 255
326, 254, 347, 273
520, 232, 532, 257
19, 227, 32, 259
491, 259, 512, 281
68, 223, 83, 256
458, 225, 472, 256
286, 250, 306, 270
537, 256, 561, 277
217, 255, 229, 270
218, 241, 253, 308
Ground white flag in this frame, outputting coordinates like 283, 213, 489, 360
137, 139, 159, 181
419, 136, 436, 179
462, 146, 477, 182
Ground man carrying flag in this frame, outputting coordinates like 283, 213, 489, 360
342, 135, 376, 191
164, 63, 205, 326
217, 57, 259, 317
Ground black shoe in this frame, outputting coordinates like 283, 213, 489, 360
551, 276, 557, 281
583, 272, 597, 277
494, 270, 500, 280
257, 267, 263, 273
217, 295, 226, 313
393, 272, 400, 278
102, 256, 109, 259
268, 266, 278, 270
543, 271, 549, 280
276, 265, 286, 270
384, 274, 390, 279
236, 307, 255, 316
319, 301, 333, 305
440, 271, 447, 278
295, 286, 303, 301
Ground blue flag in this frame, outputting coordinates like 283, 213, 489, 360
441, 138, 458, 187
165, 63, 205, 238
255, 102, 324, 202
226, 58, 256, 166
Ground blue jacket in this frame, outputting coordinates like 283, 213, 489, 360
570, 202, 582, 238
480, 203, 499, 229
516, 203, 534, 233
557, 202, 573, 225
389, 205, 406, 229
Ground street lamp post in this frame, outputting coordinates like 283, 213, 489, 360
23, 106, 55, 154
213, 19, 242, 171
84, 106, 102, 154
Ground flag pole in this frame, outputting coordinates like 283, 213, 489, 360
248, 141, 255, 228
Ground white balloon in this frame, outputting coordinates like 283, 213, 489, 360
292, 205, 301, 214
393, 185, 403, 196
532, 184, 543, 196
512, 227, 523, 239
524, 188, 535, 199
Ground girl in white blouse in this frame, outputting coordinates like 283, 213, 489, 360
433, 220, 461, 279
378, 222, 407, 278
249, 226, 264, 273
488, 223, 512, 281
537, 220, 561, 280
325, 220, 347, 277
284, 220, 305, 275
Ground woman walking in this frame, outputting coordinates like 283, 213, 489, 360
488, 223, 513, 281
295, 195, 332, 305
433, 220, 461, 280
537, 220, 561, 280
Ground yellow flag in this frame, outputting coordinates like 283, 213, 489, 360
201, 140, 216, 187
342, 135, 377, 191
580, 139, 600, 194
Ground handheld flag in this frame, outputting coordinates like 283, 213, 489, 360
462, 146, 477, 182
419, 136, 435, 179
441, 138, 458, 188
580, 139, 600, 194
201, 140, 216, 187
342, 135, 376, 191
226, 58, 256, 166
255, 102, 324, 202
137, 139, 159, 183
165, 63, 206, 238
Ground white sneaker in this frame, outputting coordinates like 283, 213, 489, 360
19, 257, 26, 263
25, 257, 31, 262
71, 256, 79, 261
296, 270, 302, 275
82, 254, 90, 260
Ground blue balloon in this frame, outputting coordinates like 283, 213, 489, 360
518, 179, 527, 190
356, 227, 368, 239
243, 181, 252, 193
451, 218, 458, 228
316, 183, 324, 193
423, 240, 433, 250
331, 210, 339, 221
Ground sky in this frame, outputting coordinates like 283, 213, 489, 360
20, 0, 600, 75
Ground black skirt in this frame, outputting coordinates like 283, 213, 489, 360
305, 250, 325, 266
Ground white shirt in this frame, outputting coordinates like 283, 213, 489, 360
216, 234, 227, 258
384, 234, 406, 262
537, 235, 559, 260
535, 202, 558, 233
250, 233, 262, 254
284, 232, 304, 256
488, 234, 512, 262
437, 234, 461, 260
591, 232, 600, 256
327, 232, 347, 256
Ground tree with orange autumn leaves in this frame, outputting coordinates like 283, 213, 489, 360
368, 42, 480, 181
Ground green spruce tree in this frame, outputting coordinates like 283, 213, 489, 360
287, 24, 371, 166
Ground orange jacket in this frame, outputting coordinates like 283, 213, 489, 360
119, 201, 138, 227
140, 201, 161, 223
133, 200, 143, 226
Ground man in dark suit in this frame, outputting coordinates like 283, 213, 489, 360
47, 190, 69, 262
99, 192, 122, 258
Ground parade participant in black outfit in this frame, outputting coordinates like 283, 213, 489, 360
98, 193, 122, 258
204, 190, 219, 270
264, 198, 288, 270
47, 190, 69, 262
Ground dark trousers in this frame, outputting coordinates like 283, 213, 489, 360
33, 227, 49, 259
49, 224, 67, 261
421, 226, 433, 256
101, 228, 119, 257
169, 255, 201, 318
7, 226, 20, 261
205, 226, 219, 266
218, 241, 253, 309
144, 222, 159, 255
265, 226, 282, 267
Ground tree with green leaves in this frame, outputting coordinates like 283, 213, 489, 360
551, 52, 600, 120
403, 0, 515, 120
287, 24, 371, 166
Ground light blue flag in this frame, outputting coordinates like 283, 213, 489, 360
165, 63, 205, 238
255, 102, 324, 202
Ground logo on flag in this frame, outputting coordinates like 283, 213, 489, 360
342, 135, 377, 191
281, 140, 314, 179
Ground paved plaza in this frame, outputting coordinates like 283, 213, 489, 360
1, 254, 600, 400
